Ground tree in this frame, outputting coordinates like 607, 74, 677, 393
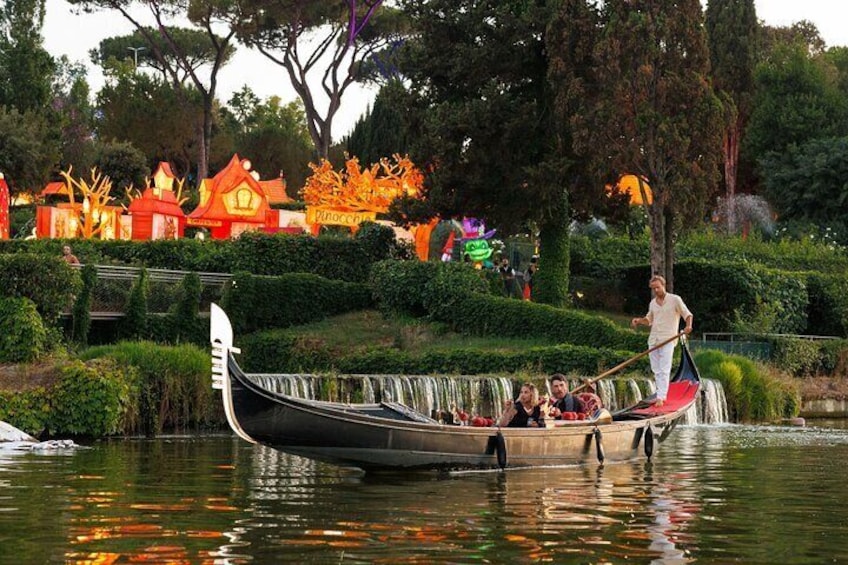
94, 140, 150, 195
96, 65, 202, 178
233, 1, 405, 158
0, 106, 60, 196
69, 0, 238, 181
760, 136, 848, 231
52, 56, 97, 173
92, 27, 233, 84
705, 0, 758, 232
744, 43, 848, 163
0, 0, 54, 112
398, 0, 577, 306
219, 87, 314, 194
345, 79, 410, 166
577, 0, 724, 289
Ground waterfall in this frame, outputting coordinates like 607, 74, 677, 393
245, 373, 729, 424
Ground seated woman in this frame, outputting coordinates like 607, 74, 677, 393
498, 383, 544, 428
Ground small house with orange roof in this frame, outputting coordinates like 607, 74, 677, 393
187, 155, 273, 238
124, 162, 186, 240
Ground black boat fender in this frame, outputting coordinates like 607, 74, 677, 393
594, 428, 605, 464
644, 426, 655, 460
495, 431, 507, 469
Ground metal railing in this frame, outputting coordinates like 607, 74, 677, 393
64, 264, 231, 319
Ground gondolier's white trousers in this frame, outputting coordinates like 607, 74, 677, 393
648, 341, 676, 401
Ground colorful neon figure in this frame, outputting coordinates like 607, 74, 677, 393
464, 239, 493, 263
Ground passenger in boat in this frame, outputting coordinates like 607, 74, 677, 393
498, 383, 544, 427
630, 274, 693, 408
547, 374, 584, 419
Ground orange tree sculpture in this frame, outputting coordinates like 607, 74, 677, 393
60, 167, 115, 239
301, 154, 424, 214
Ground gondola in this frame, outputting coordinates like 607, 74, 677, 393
210, 304, 700, 471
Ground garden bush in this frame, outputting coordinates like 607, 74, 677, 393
0, 297, 47, 363
0, 388, 51, 437
81, 341, 217, 435
48, 358, 136, 437
0, 253, 80, 325
221, 272, 373, 334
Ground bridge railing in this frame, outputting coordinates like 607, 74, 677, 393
64, 264, 232, 319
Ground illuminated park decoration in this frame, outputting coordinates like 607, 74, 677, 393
36, 167, 123, 240
460, 217, 496, 266
124, 162, 188, 240
300, 154, 424, 234
0, 173, 9, 240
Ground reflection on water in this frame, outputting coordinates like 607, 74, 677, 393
3, 425, 848, 563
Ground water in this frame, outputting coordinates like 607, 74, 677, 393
2, 423, 848, 564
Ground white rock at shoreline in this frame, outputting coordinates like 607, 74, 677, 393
0, 420, 37, 443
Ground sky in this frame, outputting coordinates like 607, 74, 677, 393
41, 0, 848, 141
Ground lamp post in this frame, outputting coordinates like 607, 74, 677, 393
127, 46, 146, 70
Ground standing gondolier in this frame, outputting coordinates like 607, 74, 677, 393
630, 275, 693, 407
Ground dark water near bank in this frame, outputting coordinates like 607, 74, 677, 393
2, 424, 848, 564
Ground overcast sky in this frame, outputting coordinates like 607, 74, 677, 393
41, 0, 848, 140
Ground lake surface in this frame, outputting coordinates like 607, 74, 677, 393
2, 423, 848, 564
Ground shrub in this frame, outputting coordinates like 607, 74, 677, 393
72, 264, 97, 345
170, 272, 202, 343
81, 341, 217, 435
120, 268, 149, 339
369, 259, 440, 317
0, 253, 80, 325
421, 263, 492, 322
48, 358, 135, 437
221, 272, 373, 334
805, 273, 848, 337
0, 297, 47, 363
0, 388, 51, 437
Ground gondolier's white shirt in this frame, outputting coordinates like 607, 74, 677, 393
646, 293, 692, 347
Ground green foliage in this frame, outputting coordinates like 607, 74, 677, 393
420, 262, 493, 322
344, 80, 410, 166
239, 327, 646, 377
221, 272, 373, 334
745, 44, 848, 162
170, 272, 202, 343
120, 268, 149, 339
0, 253, 80, 325
0, 0, 55, 112
534, 191, 570, 307
219, 87, 313, 193
0, 105, 61, 197
93, 139, 150, 194
370, 259, 440, 317
694, 349, 800, 422
80, 341, 216, 435
0, 233, 397, 283
770, 337, 831, 377
0, 297, 47, 363
355, 222, 399, 262
48, 358, 135, 437
0, 388, 51, 437
760, 136, 848, 226
72, 264, 97, 345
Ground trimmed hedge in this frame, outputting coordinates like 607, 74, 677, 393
0, 297, 47, 363
0, 253, 80, 324
623, 260, 808, 335
237, 328, 647, 376
0, 227, 399, 283
221, 272, 374, 334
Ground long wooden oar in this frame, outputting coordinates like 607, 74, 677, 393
570, 331, 686, 394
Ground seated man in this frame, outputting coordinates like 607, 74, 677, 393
547, 374, 584, 419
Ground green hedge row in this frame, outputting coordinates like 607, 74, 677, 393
220, 272, 374, 334
0, 222, 399, 283
369, 260, 645, 351
0, 253, 80, 325
237, 328, 647, 376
